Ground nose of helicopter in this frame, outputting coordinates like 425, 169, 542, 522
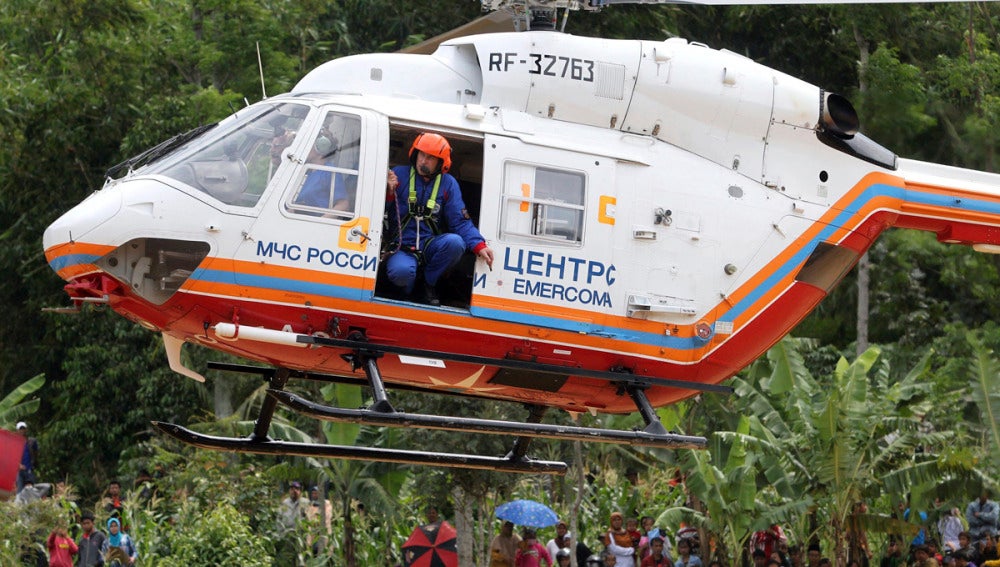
43, 188, 123, 279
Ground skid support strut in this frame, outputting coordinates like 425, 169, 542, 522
346, 342, 564, 471
252, 367, 290, 441
626, 383, 669, 436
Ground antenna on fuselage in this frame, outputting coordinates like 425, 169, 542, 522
256, 41, 267, 100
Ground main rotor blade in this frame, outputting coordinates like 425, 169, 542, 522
400, 11, 515, 55
588, 0, 968, 5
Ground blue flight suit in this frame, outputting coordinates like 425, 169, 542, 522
295, 168, 347, 209
384, 165, 486, 294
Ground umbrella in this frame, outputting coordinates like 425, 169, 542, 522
402, 520, 457, 567
495, 499, 559, 528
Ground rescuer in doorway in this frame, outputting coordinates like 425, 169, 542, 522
385, 132, 493, 306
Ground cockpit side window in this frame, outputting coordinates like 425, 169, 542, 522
284, 111, 362, 219
149, 102, 310, 208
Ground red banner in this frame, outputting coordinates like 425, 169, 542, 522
0, 429, 26, 499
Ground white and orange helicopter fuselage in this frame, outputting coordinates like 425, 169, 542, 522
43, 32, 1000, 417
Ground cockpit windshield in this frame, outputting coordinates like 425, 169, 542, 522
144, 102, 310, 208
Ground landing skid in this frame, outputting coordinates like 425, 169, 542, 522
152, 422, 568, 474
153, 333, 711, 474
269, 390, 705, 449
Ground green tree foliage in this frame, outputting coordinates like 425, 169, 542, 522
0, 490, 75, 566
158, 502, 273, 567
2, 5, 1000, 563
0, 373, 45, 429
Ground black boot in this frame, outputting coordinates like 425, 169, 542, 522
422, 284, 441, 306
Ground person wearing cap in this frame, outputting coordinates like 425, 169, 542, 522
385, 132, 494, 306
15, 421, 39, 493
280, 481, 308, 533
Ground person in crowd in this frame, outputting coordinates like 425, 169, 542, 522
555, 548, 573, 567
753, 550, 769, 567
957, 533, 977, 563
968, 493, 1000, 544
929, 541, 945, 565
642, 536, 673, 567
775, 539, 793, 567
547, 521, 572, 561
101, 517, 137, 566
627, 518, 643, 551
906, 504, 931, 549
882, 539, 907, 567
677, 523, 700, 553
76, 510, 106, 567
517, 528, 552, 567
675, 538, 703, 567
807, 544, 823, 567
979, 535, 999, 564
751, 524, 788, 560
15, 421, 39, 493
46, 525, 78, 567
15, 476, 51, 505
940, 508, 965, 553
955, 549, 978, 567
100, 480, 125, 518
423, 505, 444, 531
306, 485, 333, 555
912, 545, 940, 567
280, 481, 308, 531
384, 132, 493, 306
638, 516, 659, 560
277, 481, 308, 564
789, 545, 805, 567
491, 520, 522, 567
608, 511, 638, 567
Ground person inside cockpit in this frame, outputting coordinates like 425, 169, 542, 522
294, 130, 349, 213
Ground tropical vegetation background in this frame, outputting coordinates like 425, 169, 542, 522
1, 0, 1000, 565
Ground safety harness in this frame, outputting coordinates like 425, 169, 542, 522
399, 167, 443, 253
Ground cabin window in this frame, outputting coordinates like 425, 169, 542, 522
285, 111, 362, 219
151, 102, 311, 208
502, 164, 585, 245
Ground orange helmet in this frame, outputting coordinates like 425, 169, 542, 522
409, 133, 452, 174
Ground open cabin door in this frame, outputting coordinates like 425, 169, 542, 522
472, 134, 618, 333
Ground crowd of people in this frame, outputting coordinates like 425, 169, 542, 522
10, 422, 151, 567
487, 491, 1000, 567
8, 417, 999, 567
16, 475, 149, 567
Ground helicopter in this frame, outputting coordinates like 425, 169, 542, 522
42, 0, 1000, 475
